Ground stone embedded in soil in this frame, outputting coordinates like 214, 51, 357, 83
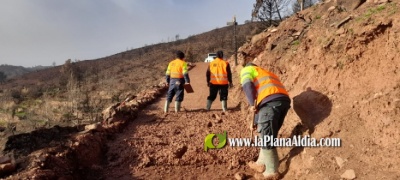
335, 156, 345, 168
328, 6, 336, 12
341, 169, 356, 179
84, 122, 104, 132
248, 161, 265, 173
234, 172, 246, 180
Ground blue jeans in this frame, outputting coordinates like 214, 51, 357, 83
256, 100, 291, 149
166, 78, 185, 102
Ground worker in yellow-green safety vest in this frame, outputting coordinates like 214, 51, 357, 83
164, 50, 190, 113
240, 62, 291, 179
206, 51, 233, 112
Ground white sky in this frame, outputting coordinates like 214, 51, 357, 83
0, 0, 257, 67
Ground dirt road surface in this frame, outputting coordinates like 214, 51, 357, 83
101, 63, 260, 179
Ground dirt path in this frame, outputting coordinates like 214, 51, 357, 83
101, 63, 259, 179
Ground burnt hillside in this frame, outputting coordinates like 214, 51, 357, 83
0, 22, 263, 135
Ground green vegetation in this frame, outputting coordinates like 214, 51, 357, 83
357, 4, 390, 21
315, 15, 321, 20
292, 40, 300, 46
15, 111, 27, 119
365, 5, 386, 18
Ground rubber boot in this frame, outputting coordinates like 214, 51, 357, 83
206, 100, 213, 111
164, 100, 170, 113
254, 148, 280, 180
222, 100, 227, 112
248, 148, 266, 173
175, 101, 181, 112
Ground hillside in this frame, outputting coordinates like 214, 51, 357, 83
1, 0, 400, 180
0, 65, 50, 80
0, 22, 264, 134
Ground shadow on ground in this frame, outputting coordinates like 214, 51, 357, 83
280, 87, 332, 178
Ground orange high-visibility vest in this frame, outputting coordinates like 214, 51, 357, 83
209, 58, 229, 85
252, 66, 289, 106
166, 59, 188, 78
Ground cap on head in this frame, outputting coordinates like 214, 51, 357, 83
176, 50, 185, 59
216, 51, 223, 58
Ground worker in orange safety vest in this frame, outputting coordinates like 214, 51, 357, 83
206, 51, 232, 112
164, 50, 190, 113
240, 62, 291, 179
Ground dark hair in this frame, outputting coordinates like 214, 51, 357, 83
216, 51, 223, 58
176, 50, 185, 59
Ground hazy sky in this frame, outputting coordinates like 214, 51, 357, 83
0, 0, 256, 67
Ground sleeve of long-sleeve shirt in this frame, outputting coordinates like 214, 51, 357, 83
184, 74, 190, 84
183, 62, 190, 83
240, 67, 256, 106
166, 75, 170, 84
206, 66, 211, 83
165, 63, 171, 84
226, 63, 232, 84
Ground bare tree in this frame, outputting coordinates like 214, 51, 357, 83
60, 59, 84, 124
252, 0, 291, 27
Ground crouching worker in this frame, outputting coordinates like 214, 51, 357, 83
240, 62, 291, 179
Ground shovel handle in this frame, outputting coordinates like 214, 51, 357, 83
250, 99, 257, 139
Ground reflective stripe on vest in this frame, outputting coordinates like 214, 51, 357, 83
209, 58, 229, 85
253, 66, 289, 106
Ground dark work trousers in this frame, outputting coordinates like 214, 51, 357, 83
256, 100, 291, 149
166, 78, 185, 102
207, 84, 229, 101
